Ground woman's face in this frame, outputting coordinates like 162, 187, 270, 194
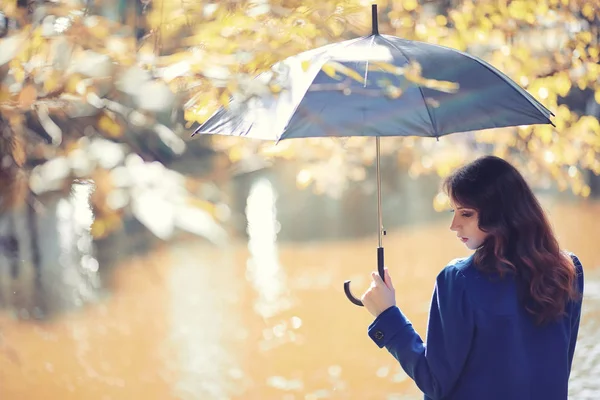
449, 201, 489, 250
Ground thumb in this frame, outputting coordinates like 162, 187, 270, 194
384, 267, 394, 290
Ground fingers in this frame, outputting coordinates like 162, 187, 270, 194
371, 269, 394, 290
371, 271, 386, 287
384, 267, 394, 290
363, 269, 397, 318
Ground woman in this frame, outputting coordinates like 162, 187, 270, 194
362, 155, 584, 400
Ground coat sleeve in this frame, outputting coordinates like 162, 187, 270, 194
368, 266, 475, 400
567, 253, 584, 375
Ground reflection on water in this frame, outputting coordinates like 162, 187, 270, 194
0, 181, 103, 319
245, 178, 291, 320
55, 182, 102, 310
168, 243, 246, 400
0, 170, 599, 400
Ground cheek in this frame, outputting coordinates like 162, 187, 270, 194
474, 227, 489, 243
465, 230, 488, 250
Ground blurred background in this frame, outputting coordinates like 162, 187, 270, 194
0, 0, 599, 399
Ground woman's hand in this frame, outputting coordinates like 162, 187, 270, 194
361, 267, 396, 318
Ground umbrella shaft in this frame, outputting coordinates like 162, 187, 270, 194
376, 136, 383, 248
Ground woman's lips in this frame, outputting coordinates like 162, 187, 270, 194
460, 237, 468, 243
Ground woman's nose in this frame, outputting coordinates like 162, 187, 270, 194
450, 216, 459, 231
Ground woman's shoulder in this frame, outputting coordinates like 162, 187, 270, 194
435, 255, 475, 286
440, 255, 475, 276
565, 251, 584, 270
564, 251, 584, 292
437, 255, 508, 300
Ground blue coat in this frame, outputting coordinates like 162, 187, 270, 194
368, 254, 584, 400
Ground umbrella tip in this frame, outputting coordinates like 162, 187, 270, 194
191, 126, 202, 137
371, 4, 379, 35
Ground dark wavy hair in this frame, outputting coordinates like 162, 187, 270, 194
443, 155, 579, 325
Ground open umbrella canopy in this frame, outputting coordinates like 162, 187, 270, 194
194, 28, 553, 142
192, 5, 554, 307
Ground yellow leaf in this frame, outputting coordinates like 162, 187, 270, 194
371, 61, 403, 75
98, 113, 123, 138
12, 67, 25, 84
270, 83, 282, 93
2, 0, 17, 18
66, 74, 84, 93
18, 84, 37, 109
425, 97, 441, 108
537, 125, 553, 144
582, 186, 591, 198
185, 197, 217, 216
576, 31, 592, 45
0, 85, 11, 102
91, 219, 107, 239
321, 63, 339, 80
228, 146, 244, 163
327, 18, 344, 37
403, 61, 423, 83
508, 0, 528, 19
226, 80, 239, 94
330, 61, 364, 83
422, 78, 460, 93
435, 15, 447, 26
261, 141, 294, 158
386, 85, 403, 99
554, 72, 571, 97
220, 90, 230, 108
302, 60, 311, 72
88, 20, 111, 39
582, 115, 600, 133
490, 14, 503, 25
403, 0, 418, 11
535, 2, 549, 16
31, 28, 44, 50
11, 135, 25, 167
582, 4, 595, 20
595, 90, 600, 105
433, 191, 450, 212
43, 72, 62, 94
527, 138, 539, 152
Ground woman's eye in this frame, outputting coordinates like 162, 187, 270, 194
461, 212, 473, 218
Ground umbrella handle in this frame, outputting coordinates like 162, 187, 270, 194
344, 247, 385, 306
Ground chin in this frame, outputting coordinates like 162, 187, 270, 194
464, 242, 480, 251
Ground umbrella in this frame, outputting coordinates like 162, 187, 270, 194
192, 4, 554, 307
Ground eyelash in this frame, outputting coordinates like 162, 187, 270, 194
450, 210, 474, 218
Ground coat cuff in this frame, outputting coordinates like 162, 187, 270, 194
368, 306, 412, 348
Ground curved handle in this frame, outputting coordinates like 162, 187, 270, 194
344, 280, 364, 306
344, 247, 385, 306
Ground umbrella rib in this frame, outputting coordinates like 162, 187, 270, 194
379, 35, 439, 138
363, 35, 376, 88
279, 36, 368, 141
